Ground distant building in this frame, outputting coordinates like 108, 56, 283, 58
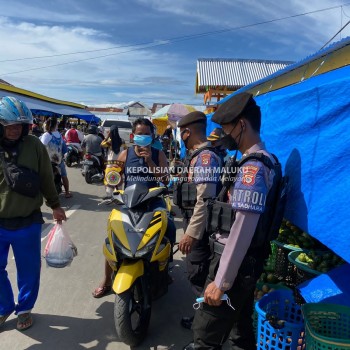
87, 106, 128, 121
196, 58, 293, 104
87, 107, 124, 113
127, 102, 152, 122
151, 102, 169, 114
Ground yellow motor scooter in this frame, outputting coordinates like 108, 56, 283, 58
103, 181, 172, 346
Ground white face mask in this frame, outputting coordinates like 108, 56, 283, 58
193, 294, 235, 310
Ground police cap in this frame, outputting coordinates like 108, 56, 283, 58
178, 111, 207, 128
212, 92, 259, 125
207, 127, 224, 141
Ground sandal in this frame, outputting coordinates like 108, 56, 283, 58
0, 313, 11, 328
92, 285, 112, 298
17, 313, 33, 331
65, 192, 73, 198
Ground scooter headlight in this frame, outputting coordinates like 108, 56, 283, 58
135, 234, 159, 258
112, 232, 133, 258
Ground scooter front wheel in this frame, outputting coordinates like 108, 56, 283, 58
85, 169, 97, 184
114, 276, 151, 347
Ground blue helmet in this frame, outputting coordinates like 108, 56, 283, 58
0, 96, 33, 126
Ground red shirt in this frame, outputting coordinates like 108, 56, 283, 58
66, 129, 80, 144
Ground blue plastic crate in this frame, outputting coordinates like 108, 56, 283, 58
255, 290, 305, 349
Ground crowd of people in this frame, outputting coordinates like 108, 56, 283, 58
0, 93, 282, 350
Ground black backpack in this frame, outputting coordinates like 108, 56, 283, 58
248, 153, 289, 252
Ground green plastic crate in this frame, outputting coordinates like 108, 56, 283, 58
264, 242, 278, 272
302, 303, 350, 350
288, 251, 321, 284
271, 240, 305, 287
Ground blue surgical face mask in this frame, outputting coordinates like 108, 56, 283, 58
133, 134, 153, 146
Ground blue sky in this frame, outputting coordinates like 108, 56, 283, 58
0, 0, 349, 108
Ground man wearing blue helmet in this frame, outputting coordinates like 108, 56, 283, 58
0, 96, 66, 331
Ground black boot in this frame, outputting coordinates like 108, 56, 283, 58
181, 315, 194, 330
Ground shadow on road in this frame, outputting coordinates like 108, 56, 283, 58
1, 302, 117, 350
1, 267, 194, 350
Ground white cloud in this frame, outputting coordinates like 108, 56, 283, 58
0, 16, 192, 105
0, 1, 349, 107
0, 2, 101, 23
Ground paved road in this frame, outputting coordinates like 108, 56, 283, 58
0, 165, 200, 350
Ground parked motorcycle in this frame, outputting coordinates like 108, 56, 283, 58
102, 183, 172, 346
81, 153, 104, 184
64, 144, 82, 167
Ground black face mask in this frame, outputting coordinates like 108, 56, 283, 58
220, 134, 239, 151
221, 123, 243, 151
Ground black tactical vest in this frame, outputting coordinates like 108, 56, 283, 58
173, 146, 221, 210
206, 152, 287, 257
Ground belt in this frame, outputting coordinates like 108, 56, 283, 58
209, 236, 225, 255
105, 160, 117, 165
105, 160, 125, 167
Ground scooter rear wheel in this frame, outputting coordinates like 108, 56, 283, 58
65, 158, 72, 167
114, 276, 152, 346
85, 168, 97, 184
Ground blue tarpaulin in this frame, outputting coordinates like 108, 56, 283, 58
31, 110, 100, 123
298, 264, 350, 307
0, 90, 99, 123
205, 65, 350, 263
70, 114, 101, 123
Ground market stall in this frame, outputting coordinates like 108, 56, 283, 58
188, 38, 350, 348
0, 82, 98, 123
205, 38, 350, 265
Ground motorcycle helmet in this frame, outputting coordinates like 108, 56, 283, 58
88, 125, 98, 134
0, 96, 33, 139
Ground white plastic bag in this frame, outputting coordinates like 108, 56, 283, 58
44, 223, 78, 268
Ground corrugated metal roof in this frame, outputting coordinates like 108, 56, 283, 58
196, 58, 293, 93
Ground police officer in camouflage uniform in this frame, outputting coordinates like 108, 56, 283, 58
184, 93, 278, 350
176, 112, 222, 300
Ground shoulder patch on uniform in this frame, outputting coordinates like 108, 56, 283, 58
242, 165, 259, 186
105, 168, 122, 186
201, 153, 211, 165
